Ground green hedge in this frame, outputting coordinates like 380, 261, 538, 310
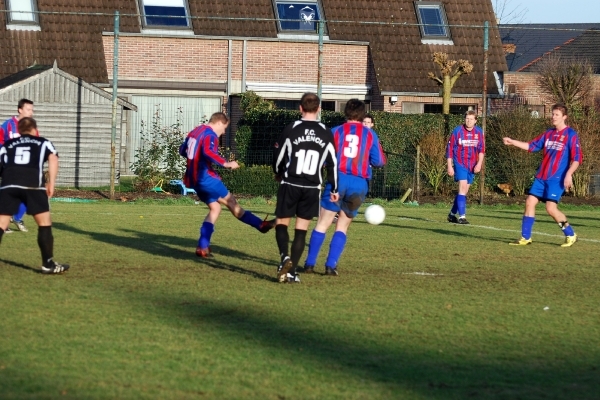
235, 110, 464, 197
233, 108, 559, 198
220, 165, 278, 197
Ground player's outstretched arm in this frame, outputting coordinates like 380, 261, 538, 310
47, 153, 58, 198
224, 161, 239, 170
503, 137, 529, 151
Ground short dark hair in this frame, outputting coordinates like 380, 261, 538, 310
300, 92, 320, 113
363, 114, 374, 124
209, 112, 230, 124
344, 99, 366, 122
552, 103, 568, 116
17, 117, 37, 134
18, 98, 33, 111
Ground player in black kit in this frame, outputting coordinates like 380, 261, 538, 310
0, 117, 69, 274
272, 93, 338, 283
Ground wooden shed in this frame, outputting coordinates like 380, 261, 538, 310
0, 62, 136, 187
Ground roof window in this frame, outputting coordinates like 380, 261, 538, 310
414, 1, 451, 41
6, 0, 38, 24
139, 0, 190, 28
273, 1, 325, 33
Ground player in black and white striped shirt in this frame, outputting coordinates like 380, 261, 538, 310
272, 92, 338, 283
0, 117, 69, 274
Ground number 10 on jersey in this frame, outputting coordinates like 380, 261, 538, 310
295, 149, 320, 175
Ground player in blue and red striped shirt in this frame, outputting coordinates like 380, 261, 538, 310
304, 99, 386, 276
0, 98, 36, 233
503, 103, 582, 247
179, 112, 274, 258
446, 110, 485, 225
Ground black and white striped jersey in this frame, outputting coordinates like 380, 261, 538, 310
273, 119, 338, 192
0, 134, 58, 190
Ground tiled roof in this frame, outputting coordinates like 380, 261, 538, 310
499, 23, 600, 72
0, 1, 140, 83
322, 0, 506, 94
1, 0, 506, 94
519, 29, 600, 74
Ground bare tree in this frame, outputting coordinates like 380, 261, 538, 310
536, 55, 594, 110
428, 52, 473, 115
493, 0, 528, 24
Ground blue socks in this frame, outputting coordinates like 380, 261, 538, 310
456, 194, 467, 217
14, 203, 26, 222
239, 211, 262, 230
198, 222, 214, 249
325, 231, 347, 269
450, 196, 458, 215
522, 216, 535, 240
305, 230, 326, 266
560, 221, 575, 237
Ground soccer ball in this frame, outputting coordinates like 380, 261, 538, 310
364, 204, 385, 225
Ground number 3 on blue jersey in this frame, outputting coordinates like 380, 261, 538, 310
344, 134, 359, 158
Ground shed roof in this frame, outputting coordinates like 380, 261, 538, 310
0, 61, 137, 111
1, 0, 506, 94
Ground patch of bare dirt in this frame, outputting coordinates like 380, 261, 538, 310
53, 189, 184, 202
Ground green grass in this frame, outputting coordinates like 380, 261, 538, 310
1, 200, 600, 399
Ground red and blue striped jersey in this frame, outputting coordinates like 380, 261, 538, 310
445, 125, 485, 170
179, 125, 227, 187
528, 126, 582, 180
331, 121, 386, 179
0, 116, 20, 146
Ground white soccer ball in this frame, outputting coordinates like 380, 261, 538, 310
364, 204, 386, 225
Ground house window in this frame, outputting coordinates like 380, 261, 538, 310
528, 105, 545, 118
414, 1, 450, 39
273, 1, 324, 33
139, 0, 190, 28
6, 0, 38, 23
272, 99, 335, 111
424, 104, 475, 115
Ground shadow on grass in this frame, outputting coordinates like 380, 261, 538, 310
52, 222, 277, 282
0, 258, 42, 273
125, 291, 600, 399
353, 218, 511, 243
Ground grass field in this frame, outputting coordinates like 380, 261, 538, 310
1, 199, 599, 399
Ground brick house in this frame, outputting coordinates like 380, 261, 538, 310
494, 24, 600, 116
1, 1, 506, 173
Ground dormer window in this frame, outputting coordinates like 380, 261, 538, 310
6, 0, 38, 24
414, 1, 452, 42
140, 0, 190, 28
273, 1, 325, 33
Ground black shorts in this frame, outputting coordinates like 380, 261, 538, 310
275, 183, 321, 220
0, 187, 50, 216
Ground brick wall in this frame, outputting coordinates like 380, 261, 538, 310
491, 72, 600, 115
103, 35, 369, 87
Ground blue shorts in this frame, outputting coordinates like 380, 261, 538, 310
528, 178, 564, 203
454, 164, 475, 184
321, 173, 368, 218
194, 177, 229, 204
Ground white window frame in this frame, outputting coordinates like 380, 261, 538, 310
138, 0, 192, 30
272, 0, 326, 35
414, 1, 451, 41
6, 0, 39, 25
